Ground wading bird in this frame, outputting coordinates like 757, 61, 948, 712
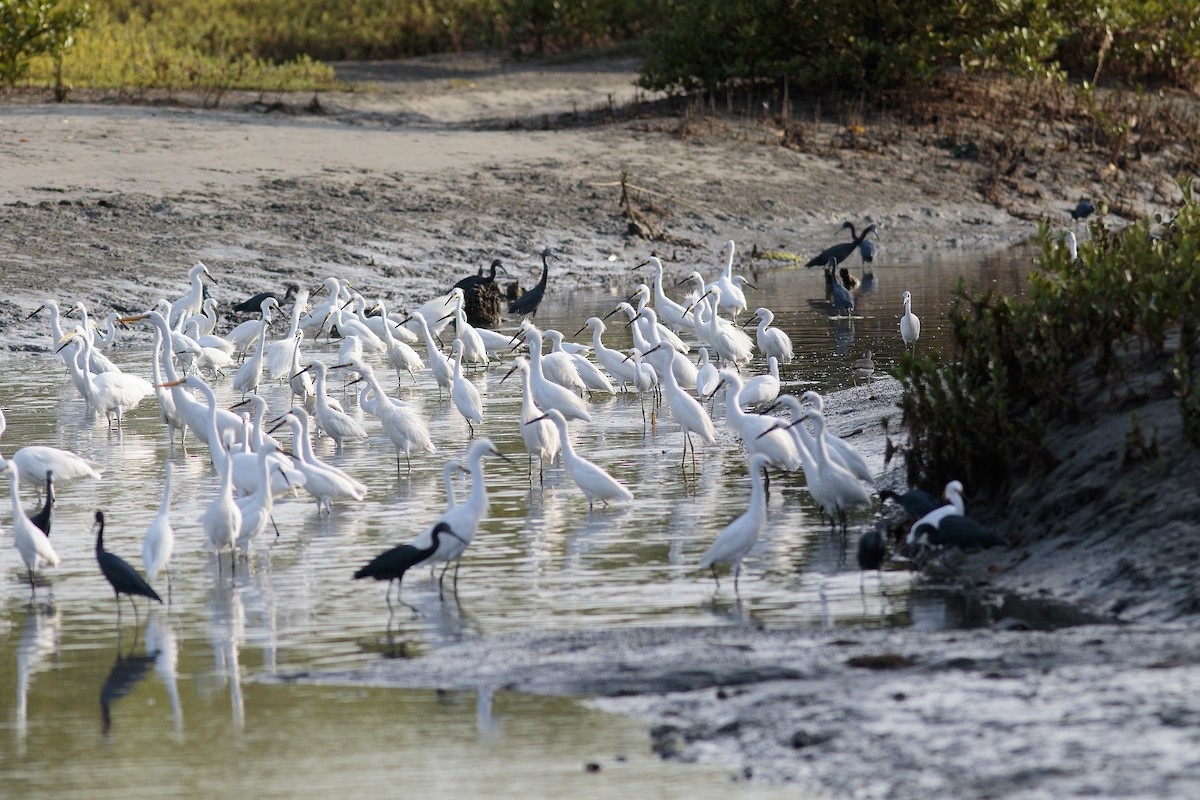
805, 222, 879, 268
700, 453, 771, 592
508, 247, 556, 318
900, 291, 921, 351
1, 457, 60, 591
354, 521, 466, 614
95, 510, 162, 625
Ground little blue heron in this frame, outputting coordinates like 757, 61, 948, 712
857, 523, 886, 571
879, 487, 940, 519
508, 248, 556, 318
354, 521, 466, 613
805, 222, 878, 267
28, 470, 53, 536
453, 259, 507, 293
1070, 200, 1095, 221
94, 510, 162, 627
231, 284, 298, 314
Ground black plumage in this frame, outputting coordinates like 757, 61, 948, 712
231, 284, 298, 314
857, 524, 886, 571
508, 248, 556, 318
911, 515, 1008, 551
453, 259, 507, 293
805, 222, 878, 267
1070, 200, 1095, 221
29, 470, 54, 537
879, 487, 941, 519
354, 521, 465, 610
94, 511, 162, 624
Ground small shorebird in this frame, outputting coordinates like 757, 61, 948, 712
852, 350, 875, 396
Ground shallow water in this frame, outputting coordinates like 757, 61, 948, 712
0, 245, 1033, 796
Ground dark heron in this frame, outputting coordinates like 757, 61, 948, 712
1070, 200, 1095, 221
453, 259, 507, 294
353, 521, 467, 613
830, 259, 855, 318
231, 284, 299, 314
879, 487, 941, 519
508, 247, 556, 318
857, 523, 886, 571
805, 222, 879, 267
860, 233, 878, 264
911, 515, 1008, 551
94, 511, 162, 626
29, 470, 54, 537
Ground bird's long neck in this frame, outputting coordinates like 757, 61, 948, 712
721, 243, 735, 279
553, 420, 577, 462
768, 359, 779, 380
95, 519, 104, 556
157, 466, 173, 516
747, 461, 768, 519
465, 456, 489, 516
7, 470, 23, 521
520, 368, 539, 420
443, 469, 458, 509
536, 254, 550, 289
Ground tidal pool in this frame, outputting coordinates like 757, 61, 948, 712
0, 245, 1033, 796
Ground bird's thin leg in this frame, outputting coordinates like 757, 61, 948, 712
734, 563, 742, 595
438, 561, 452, 599
115, 593, 122, 625
130, 597, 141, 644
231, 548, 237, 577
710, 565, 720, 590
406, 452, 412, 476
385, 580, 395, 613
270, 513, 282, 539
452, 559, 462, 592
395, 453, 402, 479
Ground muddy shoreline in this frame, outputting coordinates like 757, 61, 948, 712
5, 54, 1199, 798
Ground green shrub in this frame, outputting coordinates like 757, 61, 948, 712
898, 183, 1200, 496
0, 0, 88, 86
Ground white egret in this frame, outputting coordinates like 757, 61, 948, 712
226, 296, 278, 360
695, 347, 719, 399
801, 408, 873, 529
738, 356, 781, 407
710, 240, 750, 318
799, 391, 873, 484
714, 370, 800, 471
269, 408, 366, 514
637, 256, 693, 331
169, 261, 214, 327
411, 438, 511, 592
543, 329, 613, 395
519, 326, 592, 422
445, 289, 489, 367
900, 291, 921, 351
408, 312, 453, 396
375, 300, 424, 384
576, 317, 639, 394
200, 438, 241, 574
535, 409, 632, 509
501, 356, 560, 485
142, 462, 175, 593
58, 331, 155, 427
350, 358, 436, 475
699, 452, 771, 592
906, 480, 967, 548
235, 442, 284, 556
265, 288, 310, 379
450, 339, 485, 437
13, 445, 102, 490
296, 360, 367, 449
645, 345, 715, 469
0, 457, 60, 590
750, 307, 793, 364
232, 319, 270, 398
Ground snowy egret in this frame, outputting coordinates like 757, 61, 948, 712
739, 356, 781, 407
450, 339, 485, 436
1062, 230, 1079, 261
225, 296, 278, 360
900, 291, 921, 351
633, 307, 696, 388
532, 409, 633, 509
57, 331, 154, 427
200, 441, 242, 574
699, 452, 771, 592
711, 240, 750, 318
407, 311, 453, 396
502, 356, 560, 484
94, 510, 162, 624
796, 391, 873, 484
234, 442, 285, 556
13, 445, 102, 490
411, 438, 511, 593
749, 308, 794, 364
169, 262, 215, 327
906, 480, 966, 548
509, 247, 556, 318
635, 256, 693, 331
544, 329, 613, 395
713, 370, 801, 472
784, 409, 872, 529
518, 326, 592, 421
268, 408, 367, 513
644, 345, 715, 469
805, 222, 878, 267
576, 316, 639, 394
688, 288, 754, 366
349, 358, 436, 475
694, 347, 719, 399
445, 289, 489, 367
375, 301, 425, 384
232, 319, 270, 398
264, 288, 310, 379
1, 457, 60, 590
294, 360, 368, 449
355, 522, 467, 613
142, 463, 174, 594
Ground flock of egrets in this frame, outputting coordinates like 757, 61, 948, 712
3, 227, 1003, 623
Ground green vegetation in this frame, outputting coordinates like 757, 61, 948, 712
3, 0, 1196, 97
638, 0, 1200, 94
897, 183, 1200, 496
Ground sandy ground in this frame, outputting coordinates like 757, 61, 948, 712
5, 54, 1200, 798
